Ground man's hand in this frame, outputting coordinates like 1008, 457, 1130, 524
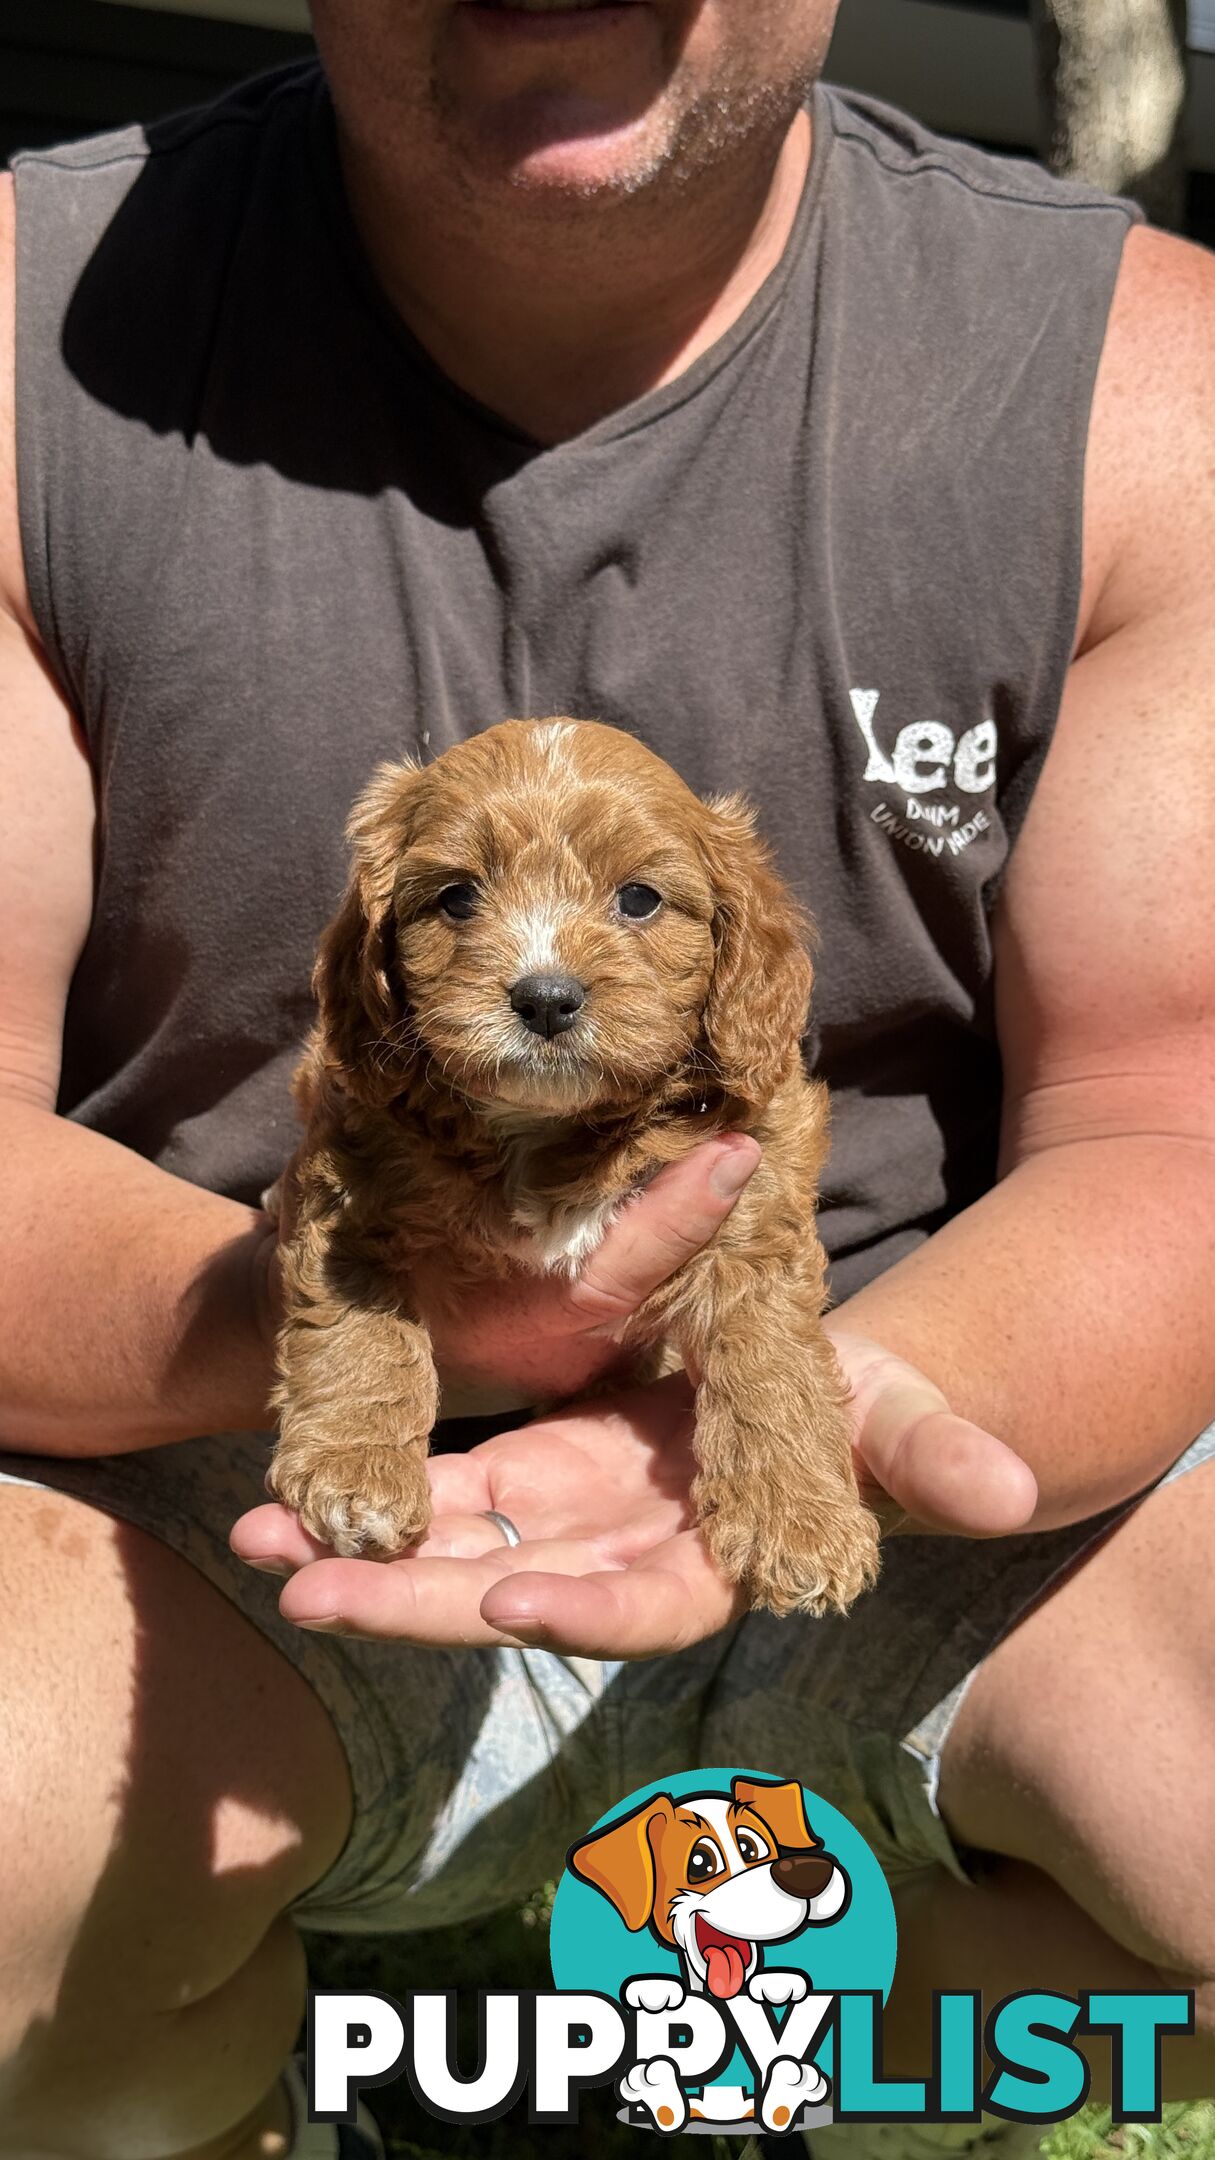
232, 1141, 1036, 1656
260, 1132, 762, 1410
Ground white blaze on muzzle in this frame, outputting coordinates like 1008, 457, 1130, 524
694, 1864, 813, 1942
503, 899, 575, 980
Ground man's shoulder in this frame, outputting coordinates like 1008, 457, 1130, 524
818, 81, 1144, 225
814, 86, 1215, 647
1, 62, 315, 631
1080, 223, 1215, 647
8, 57, 321, 198
0, 172, 23, 629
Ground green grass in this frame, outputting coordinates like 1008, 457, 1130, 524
1045, 2111, 1215, 2158
304, 1898, 1215, 2160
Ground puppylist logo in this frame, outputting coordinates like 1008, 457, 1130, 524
555, 1768, 889, 2134
306, 1767, 1194, 2138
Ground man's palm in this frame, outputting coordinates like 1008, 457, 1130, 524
237, 1131, 1036, 1652
233, 1353, 1037, 1656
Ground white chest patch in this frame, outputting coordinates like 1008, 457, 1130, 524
511, 1192, 621, 1277
485, 1109, 622, 1277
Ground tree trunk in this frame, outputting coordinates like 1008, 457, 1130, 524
1029, 0, 1189, 228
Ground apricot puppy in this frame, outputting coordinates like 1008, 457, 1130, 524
268, 718, 880, 1617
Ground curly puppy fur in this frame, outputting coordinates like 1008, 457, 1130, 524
269, 718, 880, 1616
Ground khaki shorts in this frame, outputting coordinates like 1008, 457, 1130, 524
2, 1417, 1212, 1932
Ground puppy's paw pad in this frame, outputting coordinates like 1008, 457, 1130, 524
746, 1515, 881, 1618
268, 1442, 431, 1558
699, 1485, 880, 1618
794, 1503, 883, 1616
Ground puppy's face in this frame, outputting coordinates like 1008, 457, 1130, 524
568, 1778, 849, 2002
318, 718, 813, 1119
394, 721, 718, 1115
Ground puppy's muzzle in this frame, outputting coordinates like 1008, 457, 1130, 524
510, 972, 586, 1039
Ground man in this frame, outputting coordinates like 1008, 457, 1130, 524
0, 3, 1212, 2157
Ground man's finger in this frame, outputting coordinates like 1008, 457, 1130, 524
420, 1511, 546, 1559
276, 1538, 612, 1644
230, 1502, 334, 1574
566, 1136, 760, 1332
231, 1490, 508, 1575
828, 1327, 1038, 1537
479, 1532, 746, 1657
861, 1406, 1039, 1536
425, 1451, 495, 1516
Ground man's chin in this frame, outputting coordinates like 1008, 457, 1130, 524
436, 21, 675, 198
504, 113, 669, 192
446, 113, 673, 205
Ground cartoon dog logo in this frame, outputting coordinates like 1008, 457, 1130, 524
568, 1775, 849, 2132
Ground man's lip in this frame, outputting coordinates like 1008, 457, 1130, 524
456, 2, 645, 32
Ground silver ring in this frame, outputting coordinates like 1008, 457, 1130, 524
481, 1509, 522, 1549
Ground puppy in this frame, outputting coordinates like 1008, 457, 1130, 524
568, 1775, 848, 2000
268, 718, 880, 1616
570, 1775, 844, 2131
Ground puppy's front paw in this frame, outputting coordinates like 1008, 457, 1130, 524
760, 2056, 830, 2132
748, 1970, 808, 2007
697, 1461, 880, 1619
618, 2059, 687, 2134
268, 1435, 432, 1558
624, 1976, 686, 2015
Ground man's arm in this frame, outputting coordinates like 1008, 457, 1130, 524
0, 172, 776, 1460
0, 172, 280, 1452
835, 223, 1215, 1529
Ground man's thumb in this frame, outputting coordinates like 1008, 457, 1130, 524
565, 1136, 761, 1334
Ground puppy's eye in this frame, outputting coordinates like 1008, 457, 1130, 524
617, 884, 662, 921
438, 883, 479, 922
736, 1830, 771, 1865
687, 1840, 723, 1883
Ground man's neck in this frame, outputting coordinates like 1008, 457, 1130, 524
334, 106, 813, 445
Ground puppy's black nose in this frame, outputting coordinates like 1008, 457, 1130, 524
509, 973, 586, 1039
773, 1851, 837, 1900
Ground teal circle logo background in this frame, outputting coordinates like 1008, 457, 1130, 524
549, 1765, 897, 2086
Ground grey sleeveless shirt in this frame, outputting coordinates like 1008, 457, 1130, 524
12, 65, 1140, 1302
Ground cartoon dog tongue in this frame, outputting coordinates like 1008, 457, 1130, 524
702, 1933, 749, 1999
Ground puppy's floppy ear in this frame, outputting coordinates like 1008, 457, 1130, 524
698, 794, 815, 1110
567, 1795, 676, 1932
731, 1777, 821, 1854
314, 759, 426, 1108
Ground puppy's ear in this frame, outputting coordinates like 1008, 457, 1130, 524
698, 795, 814, 1110
313, 760, 425, 1109
567, 1795, 676, 1932
731, 1777, 821, 1854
